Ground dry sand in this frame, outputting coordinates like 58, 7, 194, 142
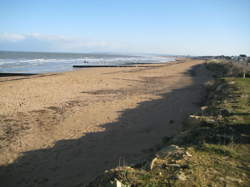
0, 59, 211, 186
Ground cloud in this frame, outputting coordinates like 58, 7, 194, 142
0, 33, 126, 52
0, 33, 26, 42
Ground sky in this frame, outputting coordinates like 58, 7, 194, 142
0, 0, 250, 56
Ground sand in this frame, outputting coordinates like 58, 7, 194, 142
0, 59, 211, 186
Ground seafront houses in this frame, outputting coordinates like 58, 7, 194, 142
238, 54, 248, 62
231, 54, 248, 63
214, 55, 231, 60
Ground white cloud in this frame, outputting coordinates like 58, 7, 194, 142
0, 33, 26, 42
0, 33, 126, 52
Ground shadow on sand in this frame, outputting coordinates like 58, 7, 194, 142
0, 73, 58, 83
0, 64, 212, 187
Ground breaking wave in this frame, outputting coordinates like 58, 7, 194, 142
0, 52, 175, 73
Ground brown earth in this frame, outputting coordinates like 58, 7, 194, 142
0, 59, 211, 187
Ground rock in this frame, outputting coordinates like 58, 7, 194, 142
205, 80, 215, 87
225, 176, 243, 184
164, 164, 181, 168
205, 118, 216, 124
217, 115, 223, 120
201, 106, 208, 111
185, 151, 192, 157
116, 179, 130, 187
150, 157, 159, 170
156, 145, 190, 163
157, 145, 182, 158
189, 115, 201, 119
215, 83, 226, 92
241, 94, 248, 98
219, 177, 225, 182
177, 172, 187, 181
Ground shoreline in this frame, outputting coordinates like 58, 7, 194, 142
0, 59, 178, 75
0, 52, 177, 76
0, 58, 210, 186
0, 59, 180, 83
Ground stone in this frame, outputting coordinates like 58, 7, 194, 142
164, 164, 181, 168
157, 145, 182, 158
201, 106, 208, 111
150, 157, 159, 170
215, 83, 226, 92
225, 176, 243, 184
116, 179, 130, 187
185, 151, 192, 157
177, 172, 187, 181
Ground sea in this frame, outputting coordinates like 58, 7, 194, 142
0, 51, 175, 74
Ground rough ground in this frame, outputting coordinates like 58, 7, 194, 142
0, 59, 211, 187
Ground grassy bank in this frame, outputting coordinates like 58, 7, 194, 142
87, 61, 250, 187
176, 77, 250, 186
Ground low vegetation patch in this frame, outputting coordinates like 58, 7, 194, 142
87, 61, 250, 187
205, 59, 250, 78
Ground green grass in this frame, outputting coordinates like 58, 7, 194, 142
184, 77, 250, 186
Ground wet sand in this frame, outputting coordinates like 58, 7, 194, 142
0, 59, 211, 186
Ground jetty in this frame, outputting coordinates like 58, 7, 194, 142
72, 65, 134, 68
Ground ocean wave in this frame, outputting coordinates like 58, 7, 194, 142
0, 55, 175, 73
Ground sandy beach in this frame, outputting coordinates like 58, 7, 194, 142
0, 59, 211, 186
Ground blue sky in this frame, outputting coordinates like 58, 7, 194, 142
0, 0, 249, 55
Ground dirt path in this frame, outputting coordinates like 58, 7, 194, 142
0, 59, 211, 186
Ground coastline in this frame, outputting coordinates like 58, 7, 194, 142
0, 51, 176, 75
0, 59, 179, 83
0, 58, 211, 186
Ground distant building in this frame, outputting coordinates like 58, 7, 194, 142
239, 54, 247, 58
239, 54, 248, 62
214, 55, 231, 60
231, 54, 248, 62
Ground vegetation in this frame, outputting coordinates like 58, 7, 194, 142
87, 60, 250, 187
205, 59, 250, 78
